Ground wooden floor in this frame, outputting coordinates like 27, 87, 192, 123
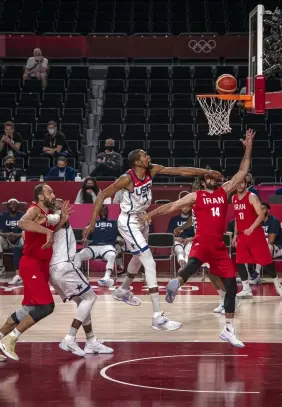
0, 277, 282, 407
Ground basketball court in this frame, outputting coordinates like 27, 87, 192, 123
1, 4, 282, 407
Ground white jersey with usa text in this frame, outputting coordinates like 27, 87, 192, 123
120, 169, 152, 214
50, 224, 77, 265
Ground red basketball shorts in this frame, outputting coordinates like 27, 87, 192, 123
19, 256, 54, 305
236, 230, 272, 266
189, 235, 236, 278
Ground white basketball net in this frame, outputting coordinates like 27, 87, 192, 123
197, 97, 237, 136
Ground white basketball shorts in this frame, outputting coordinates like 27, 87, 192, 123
118, 212, 149, 254
86, 244, 116, 260
49, 261, 91, 302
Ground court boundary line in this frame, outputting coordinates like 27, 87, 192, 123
18, 340, 282, 344
100, 354, 260, 394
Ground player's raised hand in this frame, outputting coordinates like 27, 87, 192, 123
82, 224, 94, 241
42, 230, 53, 249
205, 169, 224, 181
240, 128, 256, 147
61, 200, 73, 222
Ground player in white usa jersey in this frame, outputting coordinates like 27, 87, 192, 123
83, 149, 221, 331
49, 198, 113, 356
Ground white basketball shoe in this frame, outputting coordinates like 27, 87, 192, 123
8, 275, 22, 285
84, 339, 113, 354
152, 313, 182, 331
59, 338, 86, 357
220, 327, 245, 348
112, 287, 142, 306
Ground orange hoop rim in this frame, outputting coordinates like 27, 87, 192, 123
196, 94, 252, 101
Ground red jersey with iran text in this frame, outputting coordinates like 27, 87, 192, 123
23, 203, 55, 260
193, 186, 228, 240
189, 186, 235, 277
232, 192, 272, 265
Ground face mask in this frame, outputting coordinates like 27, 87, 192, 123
48, 128, 55, 135
6, 163, 14, 169
58, 166, 65, 170
106, 146, 114, 151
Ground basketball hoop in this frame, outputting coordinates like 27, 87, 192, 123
196, 94, 253, 136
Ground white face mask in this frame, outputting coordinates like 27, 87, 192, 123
48, 128, 55, 135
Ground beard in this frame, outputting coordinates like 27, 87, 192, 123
205, 183, 218, 191
43, 198, 55, 209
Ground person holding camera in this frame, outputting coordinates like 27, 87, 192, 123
23, 48, 48, 90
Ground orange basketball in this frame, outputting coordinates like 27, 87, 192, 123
216, 74, 237, 94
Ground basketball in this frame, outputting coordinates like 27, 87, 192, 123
216, 74, 237, 94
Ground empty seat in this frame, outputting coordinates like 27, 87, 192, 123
0, 79, 20, 93
172, 108, 194, 124
149, 79, 170, 93
149, 94, 169, 109
172, 67, 192, 79
199, 157, 222, 170
148, 124, 170, 140
47, 66, 68, 81
148, 109, 169, 124
70, 67, 89, 79
107, 66, 126, 80
62, 108, 84, 126
124, 124, 146, 140
106, 79, 125, 93
194, 66, 214, 79
38, 108, 60, 123
101, 108, 123, 124
127, 79, 147, 93
18, 93, 40, 110
0, 94, 17, 111
173, 158, 196, 167
172, 124, 194, 140
124, 108, 146, 124
122, 140, 145, 155
2, 66, 23, 79
128, 67, 148, 79
223, 140, 245, 157
100, 124, 122, 140
150, 66, 170, 78
45, 79, 65, 93
172, 94, 194, 109
65, 93, 86, 109
172, 79, 192, 93
67, 79, 88, 93
198, 140, 221, 157
14, 108, 36, 127
126, 94, 146, 109
41, 93, 63, 109
105, 93, 124, 108
173, 140, 196, 157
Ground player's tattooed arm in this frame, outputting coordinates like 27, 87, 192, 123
222, 128, 255, 195
83, 174, 132, 240
244, 194, 265, 235
150, 164, 222, 180
141, 192, 196, 224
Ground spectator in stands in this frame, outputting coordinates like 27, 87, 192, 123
75, 205, 118, 287
0, 121, 23, 158
45, 156, 75, 181
0, 156, 22, 181
253, 202, 282, 283
167, 207, 194, 269
74, 177, 111, 204
90, 139, 122, 178
246, 172, 259, 196
42, 121, 71, 158
0, 199, 23, 284
23, 48, 48, 91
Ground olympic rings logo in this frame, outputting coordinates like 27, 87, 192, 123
188, 39, 217, 53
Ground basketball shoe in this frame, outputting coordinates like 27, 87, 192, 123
98, 278, 115, 287
0, 335, 19, 361
165, 278, 180, 303
220, 328, 245, 348
84, 339, 113, 354
8, 275, 23, 285
152, 313, 182, 331
112, 287, 141, 306
236, 288, 253, 299
59, 338, 86, 357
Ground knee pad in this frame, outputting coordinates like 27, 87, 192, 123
138, 249, 157, 288
29, 303, 55, 323
223, 278, 237, 314
12, 305, 36, 324
75, 290, 96, 323
178, 257, 202, 282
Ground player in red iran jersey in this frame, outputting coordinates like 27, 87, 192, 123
233, 178, 282, 298
143, 128, 256, 348
0, 184, 61, 362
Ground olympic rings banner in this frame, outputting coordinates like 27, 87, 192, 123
2, 34, 248, 59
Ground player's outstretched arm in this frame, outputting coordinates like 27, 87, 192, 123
82, 174, 131, 239
222, 128, 255, 195
244, 194, 265, 235
150, 164, 222, 179
142, 193, 196, 224
19, 206, 53, 236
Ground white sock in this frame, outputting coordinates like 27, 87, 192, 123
85, 331, 96, 343
65, 327, 78, 341
104, 269, 112, 280
10, 328, 21, 339
116, 257, 123, 268
0, 332, 4, 340
217, 289, 225, 302
225, 318, 234, 332
150, 292, 161, 317
121, 275, 134, 291
242, 280, 250, 291
273, 276, 280, 288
